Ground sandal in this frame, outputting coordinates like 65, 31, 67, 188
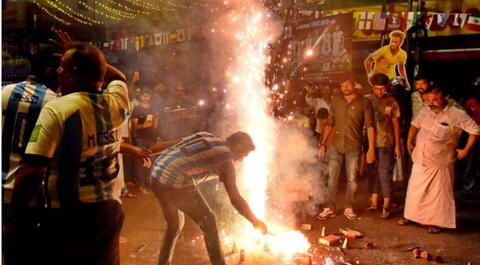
381, 207, 390, 219
428, 226, 441, 234
398, 218, 411, 226
366, 205, 378, 211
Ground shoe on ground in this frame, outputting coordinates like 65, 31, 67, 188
316, 208, 336, 220
344, 208, 358, 220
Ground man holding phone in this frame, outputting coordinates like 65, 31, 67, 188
132, 89, 158, 193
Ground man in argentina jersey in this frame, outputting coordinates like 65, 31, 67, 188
1, 50, 59, 265
4, 42, 129, 265
150, 131, 268, 265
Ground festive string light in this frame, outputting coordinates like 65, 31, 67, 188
44, 0, 92, 25
92, 0, 138, 19
48, 0, 104, 24
124, 0, 176, 12
78, 1, 123, 20
33, 0, 71, 25
106, 0, 150, 15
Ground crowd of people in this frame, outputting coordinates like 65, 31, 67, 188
2, 29, 480, 265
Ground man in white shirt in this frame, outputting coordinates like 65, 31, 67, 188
401, 86, 480, 233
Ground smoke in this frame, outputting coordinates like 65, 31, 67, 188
197, 0, 329, 228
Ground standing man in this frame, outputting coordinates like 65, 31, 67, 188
150, 132, 268, 265
317, 75, 376, 220
365, 74, 401, 218
4, 42, 130, 264
163, 85, 199, 140
2, 49, 59, 265
364, 30, 410, 90
401, 87, 480, 233
132, 89, 158, 193
411, 73, 463, 120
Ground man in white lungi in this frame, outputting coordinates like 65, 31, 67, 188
401, 86, 480, 233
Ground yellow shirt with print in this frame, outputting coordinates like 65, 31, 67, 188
370, 45, 407, 79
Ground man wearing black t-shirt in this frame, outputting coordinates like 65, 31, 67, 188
163, 85, 199, 140
132, 89, 158, 193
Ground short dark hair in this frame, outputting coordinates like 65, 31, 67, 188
414, 72, 432, 83
29, 48, 59, 88
317, 108, 329, 119
370, 74, 389, 87
66, 42, 106, 82
330, 82, 340, 90
339, 73, 355, 84
227, 132, 256, 152
430, 86, 446, 96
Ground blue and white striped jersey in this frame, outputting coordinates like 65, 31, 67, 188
151, 132, 234, 189
24, 80, 130, 208
2, 81, 58, 204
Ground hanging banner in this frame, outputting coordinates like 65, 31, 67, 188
284, 12, 353, 83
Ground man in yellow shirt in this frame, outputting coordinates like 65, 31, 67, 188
365, 30, 410, 90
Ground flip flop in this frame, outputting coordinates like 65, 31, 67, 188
428, 226, 441, 234
398, 218, 411, 226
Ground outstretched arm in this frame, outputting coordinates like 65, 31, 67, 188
149, 139, 183, 155
220, 162, 268, 235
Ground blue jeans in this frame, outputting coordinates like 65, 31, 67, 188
324, 146, 361, 210
368, 147, 395, 198
134, 138, 156, 187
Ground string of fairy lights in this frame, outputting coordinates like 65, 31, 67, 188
33, 0, 71, 25
44, 0, 92, 26
49, 0, 104, 24
33, 0, 217, 26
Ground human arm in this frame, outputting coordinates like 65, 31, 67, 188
364, 99, 376, 163
133, 118, 153, 129
120, 142, 152, 168
392, 117, 401, 159
149, 139, 183, 155
128, 71, 140, 99
366, 127, 376, 163
5, 164, 47, 225
220, 162, 267, 235
364, 56, 373, 77
457, 134, 477, 160
318, 125, 333, 158
407, 125, 419, 156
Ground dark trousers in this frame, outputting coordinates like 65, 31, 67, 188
368, 147, 395, 198
151, 179, 225, 265
39, 200, 124, 265
2, 204, 44, 265
463, 139, 480, 194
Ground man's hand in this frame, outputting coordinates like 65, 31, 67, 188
252, 219, 268, 235
132, 71, 140, 84
143, 119, 153, 128
129, 146, 152, 168
366, 148, 376, 164
394, 146, 402, 160
457, 149, 469, 160
407, 142, 415, 156
318, 145, 326, 158
50, 30, 72, 55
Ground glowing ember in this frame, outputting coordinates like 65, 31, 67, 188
306, 49, 313, 56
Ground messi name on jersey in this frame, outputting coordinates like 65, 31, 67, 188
87, 129, 120, 147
